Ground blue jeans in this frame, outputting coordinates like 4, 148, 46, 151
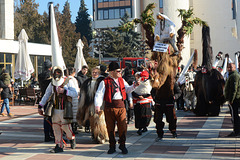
1, 98, 10, 114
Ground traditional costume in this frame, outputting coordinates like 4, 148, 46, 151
76, 75, 107, 143
94, 62, 137, 154
38, 3, 77, 153
132, 71, 154, 135
154, 13, 178, 54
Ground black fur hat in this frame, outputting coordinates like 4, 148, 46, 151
100, 65, 107, 72
44, 59, 52, 69
109, 62, 120, 71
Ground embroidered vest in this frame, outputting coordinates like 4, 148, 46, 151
104, 77, 126, 103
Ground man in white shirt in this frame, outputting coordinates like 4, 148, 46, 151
94, 62, 139, 154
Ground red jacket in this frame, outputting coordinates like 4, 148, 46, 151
104, 77, 126, 103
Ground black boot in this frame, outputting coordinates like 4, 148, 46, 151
137, 128, 142, 135
119, 144, 128, 154
172, 132, 177, 138
70, 138, 76, 149
50, 144, 63, 153
107, 146, 116, 154
72, 122, 78, 134
45, 133, 54, 142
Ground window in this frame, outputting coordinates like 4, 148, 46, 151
104, 10, 109, 19
109, 9, 114, 19
160, 0, 163, 8
37, 56, 44, 74
232, 0, 236, 19
0, 53, 3, 62
120, 8, 125, 18
125, 60, 132, 68
115, 9, 120, 18
6, 53, 12, 63
103, 0, 108, 1
132, 60, 137, 68
125, 8, 131, 17
98, 10, 103, 20
98, 0, 103, 2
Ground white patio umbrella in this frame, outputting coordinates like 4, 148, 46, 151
50, 2, 66, 86
14, 29, 34, 81
74, 39, 88, 73
50, 2, 66, 71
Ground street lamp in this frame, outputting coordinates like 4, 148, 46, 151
93, 29, 104, 65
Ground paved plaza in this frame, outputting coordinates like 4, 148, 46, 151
0, 104, 240, 160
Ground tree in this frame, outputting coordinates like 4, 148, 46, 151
119, 3, 156, 49
14, 0, 43, 42
177, 8, 207, 52
103, 29, 128, 58
59, 1, 81, 67
75, 0, 92, 44
118, 13, 142, 57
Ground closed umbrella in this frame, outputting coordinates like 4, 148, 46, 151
49, 2, 66, 86
74, 39, 88, 74
14, 29, 34, 81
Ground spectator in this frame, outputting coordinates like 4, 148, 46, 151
123, 66, 135, 124
38, 59, 54, 142
76, 65, 89, 88
224, 63, 240, 137
100, 65, 108, 77
67, 67, 80, 134
0, 69, 13, 117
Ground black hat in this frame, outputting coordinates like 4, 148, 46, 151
109, 62, 120, 71
44, 59, 52, 69
100, 65, 107, 72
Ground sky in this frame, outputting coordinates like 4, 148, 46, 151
34, 0, 93, 22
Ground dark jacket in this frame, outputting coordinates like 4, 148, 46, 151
0, 80, 11, 99
76, 71, 88, 88
38, 70, 52, 96
224, 70, 240, 103
174, 82, 182, 100
123, 68, 135, 85
154, 82, 182, 104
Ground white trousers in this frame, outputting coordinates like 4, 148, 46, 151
52, 109, 75, 148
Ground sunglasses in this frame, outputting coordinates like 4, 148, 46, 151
115, 70, 121, 73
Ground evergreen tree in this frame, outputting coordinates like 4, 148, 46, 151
59, 1, 81, 67
103, 29, 129, 58
75, 0, 92, 44
98, 13, 142, 58
118, 13, 142, 57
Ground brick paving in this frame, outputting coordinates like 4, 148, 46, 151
0, 104, 240, 159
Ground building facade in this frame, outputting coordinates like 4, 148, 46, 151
0, 0, 51, 79
92, 0, 190, 65
92, 0, 240, 67
191, 0, 240, 66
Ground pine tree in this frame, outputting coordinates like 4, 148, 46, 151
59, 1, 81, 67
118, 13, 142, 57
103, 29, 129, 58
75, 0, 92, 44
